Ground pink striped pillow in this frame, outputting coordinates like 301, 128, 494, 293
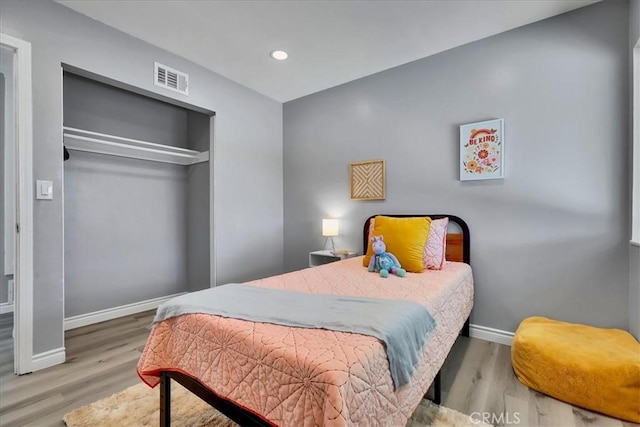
423, 217, 448, 270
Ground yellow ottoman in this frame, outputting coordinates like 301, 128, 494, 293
511, 317, 640, 423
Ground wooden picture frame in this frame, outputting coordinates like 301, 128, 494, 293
350, 159, 385, 200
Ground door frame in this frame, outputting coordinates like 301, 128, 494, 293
632, 41, 640, 246
1, 33, 34, 375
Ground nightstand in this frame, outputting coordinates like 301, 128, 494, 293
308, 250, 358, 267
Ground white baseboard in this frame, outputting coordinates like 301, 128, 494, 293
64, 292, 186, 331
31, 347, 66, 372
0, 302, 14, 314
470, 324, 514, 346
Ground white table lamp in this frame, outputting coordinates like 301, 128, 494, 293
322, 218, 339, 253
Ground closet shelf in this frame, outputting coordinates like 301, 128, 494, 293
62, 127, 209, 166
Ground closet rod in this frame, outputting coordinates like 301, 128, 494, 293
66, 134, 196, 158
64, 126, 199, 154
63, 126, 209, 166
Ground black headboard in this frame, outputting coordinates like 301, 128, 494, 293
363, 214, 470, 265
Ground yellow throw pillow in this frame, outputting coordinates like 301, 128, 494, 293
362, 216, 431, 273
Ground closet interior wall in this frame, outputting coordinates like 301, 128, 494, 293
186, 111, 210, 293
63, 72, 211, 318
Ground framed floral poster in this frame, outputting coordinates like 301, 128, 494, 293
459, 118, 504, 181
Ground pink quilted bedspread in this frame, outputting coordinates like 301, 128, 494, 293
137, 257, 473, 426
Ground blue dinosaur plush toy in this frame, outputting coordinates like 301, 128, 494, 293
367, 235, 406, 278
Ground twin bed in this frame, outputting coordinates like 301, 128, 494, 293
137, 214, 473, 426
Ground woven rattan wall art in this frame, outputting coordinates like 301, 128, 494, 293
349, 159, 385, 200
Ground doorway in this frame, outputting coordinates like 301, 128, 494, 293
0, 33, 34, 375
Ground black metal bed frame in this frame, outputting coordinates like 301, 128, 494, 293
159, 214, 471, 426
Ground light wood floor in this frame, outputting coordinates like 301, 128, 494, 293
0, 312, 637, 427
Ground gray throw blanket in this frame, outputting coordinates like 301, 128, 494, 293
154, 283, 436, 388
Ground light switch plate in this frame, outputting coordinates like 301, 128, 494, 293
36, 180, 53, 200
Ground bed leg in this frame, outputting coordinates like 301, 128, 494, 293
160, 372, 171, 427
433, 370, 442, 405
461, 317, 470, 337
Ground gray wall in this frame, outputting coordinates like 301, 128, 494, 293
186, 112, 211, 293
1, 0, 283, 355
63, 73, 190, 148
63, 153, 188, 317
630, 0, 640, 340
283, 1, 630, 333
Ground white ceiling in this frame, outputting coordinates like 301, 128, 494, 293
56, 0, 598, 102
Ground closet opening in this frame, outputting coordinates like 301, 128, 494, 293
61, 66, 215, 332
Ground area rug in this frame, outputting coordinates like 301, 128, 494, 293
63, 381, 488, 427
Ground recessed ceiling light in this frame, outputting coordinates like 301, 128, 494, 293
270, 50, 288, 60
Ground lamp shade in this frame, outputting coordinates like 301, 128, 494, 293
322, 218, 339, 237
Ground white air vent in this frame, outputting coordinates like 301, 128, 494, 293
154, 62, 189, 95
